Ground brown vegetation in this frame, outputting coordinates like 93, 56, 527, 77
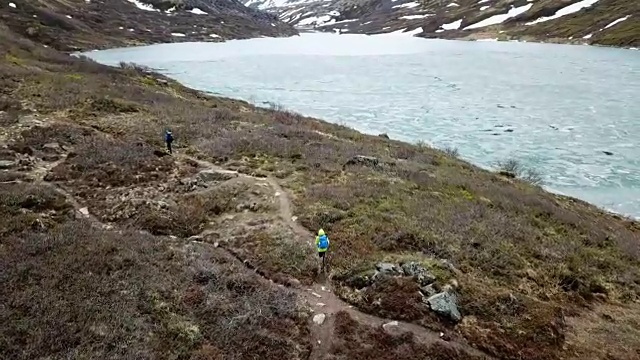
330, 311, 483, 359
1, 17, 639, 360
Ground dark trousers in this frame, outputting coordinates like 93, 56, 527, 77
166, 141, 172, 154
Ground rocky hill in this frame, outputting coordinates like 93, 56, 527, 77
0, 0, 297, 51
2, 3, 640, 360
246, 0, 639, 47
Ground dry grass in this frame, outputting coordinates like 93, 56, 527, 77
330, 311, 483, 360
1, 21, 640, 360
0, 220, 310, 360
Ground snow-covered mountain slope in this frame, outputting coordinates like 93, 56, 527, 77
0, 0, 296, 51
244, 0, 639, 47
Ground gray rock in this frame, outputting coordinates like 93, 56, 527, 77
197, 170, 237, 183
401, 262, 436, 286
312, 313, 326, 325
42, 142, 61, 152
344, 155, 380, 169
0, 160, 16, 169
375, 262, 403, 276
426, 291, 462, 323
420, 284, 437, 298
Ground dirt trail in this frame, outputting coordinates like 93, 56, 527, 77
181, 155, 491, 359
13, 149, 489, 359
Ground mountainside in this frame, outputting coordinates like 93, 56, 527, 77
246, 0, 639, 47
0, 0, 297, 51
2, 3, 640, 360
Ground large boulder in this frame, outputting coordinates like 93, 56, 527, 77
426, 291, 462, 323
401, 262, 436, 286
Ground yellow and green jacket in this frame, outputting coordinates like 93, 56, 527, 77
315, 229, 329, 252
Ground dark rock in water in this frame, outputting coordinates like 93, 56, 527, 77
504, 129, 514, 133
497, 104, 506, 108
549, 125, 559, 130
492, 133, 500, 136
494, 124, 505, 128
499, 171, 516, 179
378, 133, 390, 139
401, 262, 436, 286
426, 291, 462, 322
602, 151, 614, 156
344, 155, 380, 169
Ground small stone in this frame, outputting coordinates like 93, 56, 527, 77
213, 242, 220, 248
275, 192, 281, 196
420, 284, 437, 297
316, 303, 325, 307
317, 340, 322, 344
312, 292, 322, 298
382, 321, 399, 332
312, 314, 326, 325
291, 216, 298, 222
42, 142, 61, 151
79, 207, 90, 216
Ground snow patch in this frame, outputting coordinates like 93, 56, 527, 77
165, 6, 176, 13
447, 2, 459, 7
583, 33, 593, 39
188, 7, 208, 15
464, 3, 532, 29
603, 15, 630, 30
400, 14, 432, 20
127, 0, 159, 12
477, 38, 498, 41
441, 19, 462, 30
526, 0, 600, 25
477, 0, 489, 3
66, 15, 72, 18
209, 34, 221, 38
393, 2, 420, 9
480, 5, 490, 10
298, 15, 332, 26
171, 32, 186, 37
9, 2, 16, 8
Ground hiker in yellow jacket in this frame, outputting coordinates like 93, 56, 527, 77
315, 229, 330, 273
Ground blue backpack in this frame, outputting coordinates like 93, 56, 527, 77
318, 234, 329, 250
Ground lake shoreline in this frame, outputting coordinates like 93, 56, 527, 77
85, 33, 640, 219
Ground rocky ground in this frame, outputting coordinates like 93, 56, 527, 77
2, 8, 640, 360
247, 0, 639, 47
1, 0, 297, 52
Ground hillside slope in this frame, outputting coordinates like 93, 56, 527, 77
0, 0, 296, 51
2, 7, 640, 360
247, 0, 639, 47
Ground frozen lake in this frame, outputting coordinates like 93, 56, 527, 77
86, 33, 640, 218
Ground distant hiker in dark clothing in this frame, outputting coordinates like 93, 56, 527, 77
165, 130, 173, 154
315, 229, 330, 273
